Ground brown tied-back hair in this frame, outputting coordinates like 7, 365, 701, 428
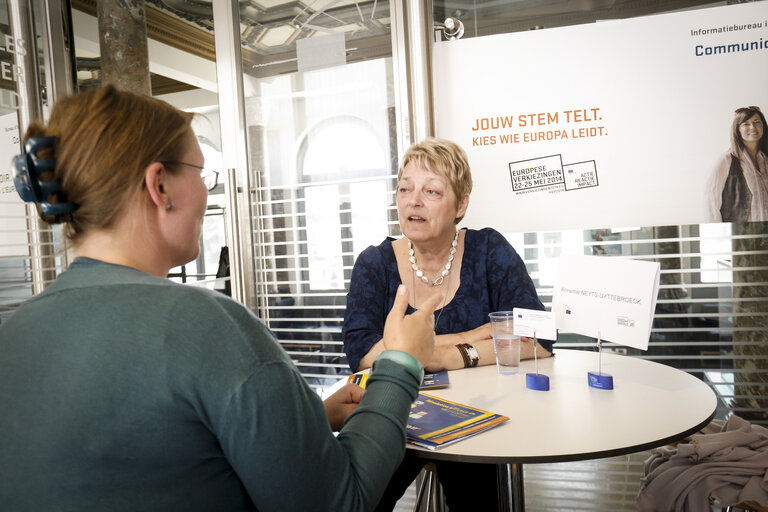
398, 137, 473, 224
23, 85, 194, 243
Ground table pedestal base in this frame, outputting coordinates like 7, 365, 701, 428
497, 463, 524, 512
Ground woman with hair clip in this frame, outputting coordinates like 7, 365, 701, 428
709, 105, 768, 222
0, 85, 442, 512
342, 137, 553, 511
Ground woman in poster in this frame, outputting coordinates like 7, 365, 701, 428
709, 106, 768, 222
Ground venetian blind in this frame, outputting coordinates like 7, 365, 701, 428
250, 198, 766, 510
0, 208, 67, 326
251, 178, 768, 426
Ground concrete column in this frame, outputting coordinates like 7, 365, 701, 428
97, 0, 151, 94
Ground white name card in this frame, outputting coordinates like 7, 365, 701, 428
551, 255, 660, 350
512, 308, 557, 341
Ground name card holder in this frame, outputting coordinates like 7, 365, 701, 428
526, 332, 550, 391
587, 332, 614, 390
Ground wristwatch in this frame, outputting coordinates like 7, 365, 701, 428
464, 344, 480, 367
457, 343, 480, 368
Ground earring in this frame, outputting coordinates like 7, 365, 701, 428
166, 202, 173, 211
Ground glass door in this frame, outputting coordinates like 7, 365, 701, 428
232, 1, 403, 392
69, 1, 229, 292
0, 0, 68, 323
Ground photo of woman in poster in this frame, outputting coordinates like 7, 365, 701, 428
709, 106, 768, 222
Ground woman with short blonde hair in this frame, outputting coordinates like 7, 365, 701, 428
399, 137, 473, 221
343, 137, 552, 511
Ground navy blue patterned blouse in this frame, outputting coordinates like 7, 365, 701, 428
342, 227, 550, 372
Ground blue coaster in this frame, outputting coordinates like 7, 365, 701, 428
526, 372, 550, 391
587, 371, 614, 390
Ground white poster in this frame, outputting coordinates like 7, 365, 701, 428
435, 2, 768, 232
0, 111, 28, 258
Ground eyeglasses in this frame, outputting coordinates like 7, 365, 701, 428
160, 160, 219, 191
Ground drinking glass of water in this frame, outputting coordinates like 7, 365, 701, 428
488, 311, 521, 376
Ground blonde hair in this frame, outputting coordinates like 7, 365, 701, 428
398, 138, 473, 223
23, 85, 193, 243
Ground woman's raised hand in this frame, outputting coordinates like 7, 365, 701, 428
382, 285, 441, 367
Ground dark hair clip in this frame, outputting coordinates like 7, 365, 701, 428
12, 136, 78, 216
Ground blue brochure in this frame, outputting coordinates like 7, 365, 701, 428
406, 393, 509, 450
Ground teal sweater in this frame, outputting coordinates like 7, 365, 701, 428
0, 258, 420, 511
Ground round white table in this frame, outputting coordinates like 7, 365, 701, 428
408, 348, 718, 511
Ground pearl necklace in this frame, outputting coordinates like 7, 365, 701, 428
408, 230, 459, 287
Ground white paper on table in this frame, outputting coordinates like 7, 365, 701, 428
551, 255, 660, 350
512, 308, 557, 341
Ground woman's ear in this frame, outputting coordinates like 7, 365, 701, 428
143, 162, 169, 210
456, 193, 470, 220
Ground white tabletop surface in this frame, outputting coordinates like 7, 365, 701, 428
404, 349, 717, 464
